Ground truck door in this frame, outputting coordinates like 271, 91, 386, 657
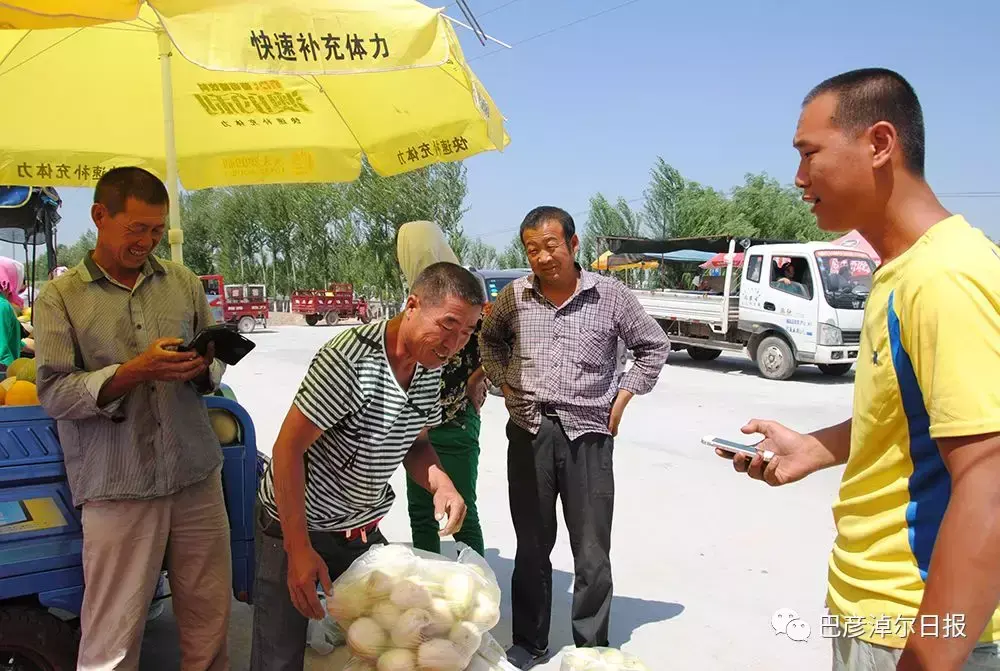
763, 254, 818, 357
737, 251, 769, 324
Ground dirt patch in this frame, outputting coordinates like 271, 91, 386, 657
266, 311, 305, 327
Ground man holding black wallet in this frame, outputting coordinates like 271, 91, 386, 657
34, 167, 232, 670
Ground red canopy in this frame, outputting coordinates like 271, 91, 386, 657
831, 230, 880, 264
699, 252, 744, 269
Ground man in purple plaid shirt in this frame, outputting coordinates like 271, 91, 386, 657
480, 206, 670, 668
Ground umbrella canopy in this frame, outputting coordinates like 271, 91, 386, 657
831, 229, 880, 264
0, 0, 508, 263
591, 250, 659, 272
700, 252, 745, 269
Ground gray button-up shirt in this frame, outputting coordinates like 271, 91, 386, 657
480, 266, 670, 440
33, 253, 225, 507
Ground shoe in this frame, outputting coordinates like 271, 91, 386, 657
505, 644, 549, 670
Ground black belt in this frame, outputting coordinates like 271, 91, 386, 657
539, 402, 559, 417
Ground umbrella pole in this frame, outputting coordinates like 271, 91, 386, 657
157, 30, 184, 266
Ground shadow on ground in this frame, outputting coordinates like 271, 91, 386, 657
139, 543, 683, 668
665, 352, 856, 385
479, 547, 684, 651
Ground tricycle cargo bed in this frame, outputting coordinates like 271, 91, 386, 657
632, 289, 740, 327
0, 397, 259, 613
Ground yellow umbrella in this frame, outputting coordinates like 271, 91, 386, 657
0, 1, 139, 28
591, 251, 659, 272
0, 0, 508, 263
591, 250, 613, 271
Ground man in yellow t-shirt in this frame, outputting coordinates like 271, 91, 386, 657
719, 68, 1000, 671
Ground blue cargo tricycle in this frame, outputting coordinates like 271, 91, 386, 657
0, 392, 263, 670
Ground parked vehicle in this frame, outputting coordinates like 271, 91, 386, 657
200, 274, 269, 334
0, 390, 262, 668
291, 282, 371, 326
602, 235, 877, 380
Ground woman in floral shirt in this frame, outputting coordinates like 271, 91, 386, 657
397, 221, 488, 556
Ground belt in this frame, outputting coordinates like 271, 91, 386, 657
343, 517, 382, 543
539, 402, 559, 417
259, 507, 382, 543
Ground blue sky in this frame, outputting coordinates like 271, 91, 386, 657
31, 0, 1000, 260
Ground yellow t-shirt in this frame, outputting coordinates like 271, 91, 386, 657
827, 215, 1000, 648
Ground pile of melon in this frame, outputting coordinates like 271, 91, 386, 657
1, 357, 39, 406
208, 408, 240, 445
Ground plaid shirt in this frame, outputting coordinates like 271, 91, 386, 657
479, 266, 670, 440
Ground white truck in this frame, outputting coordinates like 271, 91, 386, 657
608, 237, 877, 380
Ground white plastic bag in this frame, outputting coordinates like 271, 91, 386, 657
306, 598, 347, 655
559, 646, 650, 671
325, 544, 503, 670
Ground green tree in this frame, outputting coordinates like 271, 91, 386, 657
643, 158, 685, 239
581, 194, 643, 267
459, 236, 500, 269
498, 234, 528, 269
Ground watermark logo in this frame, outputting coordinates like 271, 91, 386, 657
772, 608, 811, 642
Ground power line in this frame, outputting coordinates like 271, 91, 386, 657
468, 0, 643, 62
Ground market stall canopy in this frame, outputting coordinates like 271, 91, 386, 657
591, 250, 661, 271
700, 252, 744, 269
0, 186, 60, 246
831, 230, 880, 264
643, 250, 716, 264
597, 235, 792, 256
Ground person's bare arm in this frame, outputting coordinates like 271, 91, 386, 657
897, 432, 1000, 671
271, 403, 330, 621
272, 404, 324, 554
403, 428, 466, 536
730, 418, 852, 486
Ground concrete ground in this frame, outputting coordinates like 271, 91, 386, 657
140, 323, 855, 670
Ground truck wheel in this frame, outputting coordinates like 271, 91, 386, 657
324, 312, 339, 326
756, 335, 796, 380
688, 346, 721, 361
818, 363, 852, 377
305, 314, 320, 326
0, 606, 79, 671
237, 316, 256, 334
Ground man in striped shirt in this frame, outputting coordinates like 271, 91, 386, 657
250, 262, 486, 670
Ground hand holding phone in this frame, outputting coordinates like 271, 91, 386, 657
702, 435, 774, 462
180, 325, 255, 366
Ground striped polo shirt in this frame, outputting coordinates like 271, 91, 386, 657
258, 319, 443, 532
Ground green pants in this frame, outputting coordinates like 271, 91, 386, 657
406, 403, 484, 556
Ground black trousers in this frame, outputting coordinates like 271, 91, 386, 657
507, 415, 615, 652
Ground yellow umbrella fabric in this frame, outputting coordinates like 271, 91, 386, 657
0, 1, 138, 28
591, 251, 612, 271
591, 251, 659, 272
0, 0, 508, 262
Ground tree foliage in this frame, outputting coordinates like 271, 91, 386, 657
104, 161, 472, 307
582, 157, 831, 268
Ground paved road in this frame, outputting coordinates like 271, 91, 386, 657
141, 324, 855, 669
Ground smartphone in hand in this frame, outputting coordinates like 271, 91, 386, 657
702, 435, 773, 461
179, 325, 255, 366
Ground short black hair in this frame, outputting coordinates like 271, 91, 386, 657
804, 68, 925, 177
94, 166, 169, 215
412, 261, 486, 307
519, 206, 575, 245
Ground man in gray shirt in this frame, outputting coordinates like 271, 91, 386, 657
480, 206, 670, 668
34, 167, 230, 670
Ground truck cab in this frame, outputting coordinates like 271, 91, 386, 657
737, 243, 876, 379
